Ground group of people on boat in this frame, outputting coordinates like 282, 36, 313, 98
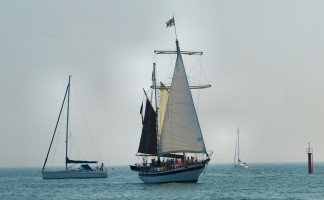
149, 156, 199, 169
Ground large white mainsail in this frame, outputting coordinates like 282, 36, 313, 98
158, 40, 207, 155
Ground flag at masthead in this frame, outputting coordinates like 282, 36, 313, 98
166, 16, 177, 40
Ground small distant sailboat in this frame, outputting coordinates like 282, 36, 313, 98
42, 76, 107, 179
130, 17, 212, 183
234, 128, 248, 168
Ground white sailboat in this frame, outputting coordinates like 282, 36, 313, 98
42, 76, 107, 179
130, 17, 212, 183
234, 128, 248, 168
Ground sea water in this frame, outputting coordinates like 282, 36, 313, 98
0, 163, 323, 200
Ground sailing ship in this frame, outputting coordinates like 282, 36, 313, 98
130, 17, 212, 183
234, 127, 248, 168
42, 76, 107, 179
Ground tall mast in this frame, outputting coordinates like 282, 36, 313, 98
152, 63, 158, 154
237, 127, 240, 162
65, 75, 71, 170
234, 129, 237, 165
42, 79, 69, 171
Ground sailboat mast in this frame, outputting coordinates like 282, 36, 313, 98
65, 75, 71, 170
152, 63, 159, 157
234, 130, 237, 165
42, 80, 69, 170
237, 127, 240, 162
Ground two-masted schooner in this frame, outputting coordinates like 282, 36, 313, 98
42, 76, 107, 179
130, 17, 212, 183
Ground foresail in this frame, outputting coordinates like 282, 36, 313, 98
158, 40, 207, 155
138, 98, 157, 155
157, 82, 169, 143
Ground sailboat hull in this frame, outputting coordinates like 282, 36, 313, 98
234, 163, 248, 169
42, 170, 107, 179
134, 160, 208, 184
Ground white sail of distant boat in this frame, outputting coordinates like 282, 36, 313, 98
130, 17, 212, 183
234, 127, 248, 168
42, 76, 107, 179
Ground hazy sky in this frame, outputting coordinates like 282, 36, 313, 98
1, 0, 324, 167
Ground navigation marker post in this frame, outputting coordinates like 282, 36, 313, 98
306, 143, 313, 174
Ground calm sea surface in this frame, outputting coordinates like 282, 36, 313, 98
0, 163, 323, 200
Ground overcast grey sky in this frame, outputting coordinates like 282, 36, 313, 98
1, 0, 324, 167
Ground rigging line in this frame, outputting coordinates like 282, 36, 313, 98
50, 105, 66, 169
187, 55, 205, 82
69, 137, 86, 161
196, 55, 202, 114
156, 52, 174, 85
142, 92, 145, 103
167, 54, 175, 83
43, 80, 70, 170
198, 55, 210, 85
187, 76, 208, 85
71, 80, 102, 162
68, 104, 72, 159
187, 54, 197, 75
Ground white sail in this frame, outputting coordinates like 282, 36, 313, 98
234, 127, 248, 168
157, 82, 169, 142
158, 41, 207, 155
